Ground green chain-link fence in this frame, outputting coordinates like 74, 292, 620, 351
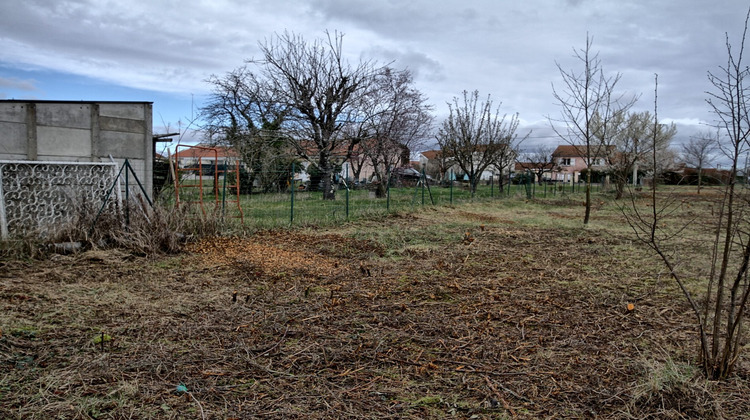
209, 167, 609, 228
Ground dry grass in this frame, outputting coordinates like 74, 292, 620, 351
1, 191, 749, 419
0, 199, 237, 261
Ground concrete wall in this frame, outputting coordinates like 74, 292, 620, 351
0, 100, 153, 198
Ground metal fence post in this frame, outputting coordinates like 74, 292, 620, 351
345, 165, 349, 220
290, 162, 295, 225
448, 170, 452, 204
508, 171, 512, 197
421, 170, 425, 206
525, 169, 532, 199
386, 168, 391, 213
423, 168, 435, 205
125, 159, 130, 227
221, 159, 228, 218
491, 171, 494, 198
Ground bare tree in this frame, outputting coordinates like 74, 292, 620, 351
550, 34, 635, 223
347, 68, 433, 197
682, 130, 718, 193
524, 145, 558, 184
491, 143, 520, 193
640, 127, 678, 190
604, 111, 676, 199
625, 8, 750, 380
436, 90, 524, 197
346, 146, 368, 185
422, 150, 453, 182
201, 66, 295, 194
700, 8, 750, 378
252, 31, 384, 200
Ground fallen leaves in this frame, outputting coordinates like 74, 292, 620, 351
186, 236, 346, 278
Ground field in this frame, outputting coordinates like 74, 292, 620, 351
2, 190, 750, 419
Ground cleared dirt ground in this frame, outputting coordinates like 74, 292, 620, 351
1, 197, 749, 419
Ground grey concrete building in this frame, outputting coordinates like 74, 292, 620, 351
0, 100, 154, 196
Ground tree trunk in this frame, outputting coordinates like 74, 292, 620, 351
322, 171, 336, 200
352, 165, 363, 185
319, 153, 336, 200
614, 179, 625, 200
613, 169, 627, 200
246, 173, 256, 195
583, 169, 592, 224
375, 183, 387, 198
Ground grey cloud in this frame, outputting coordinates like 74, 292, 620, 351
366, 46, 445, 83
0, 0, 748, 139
306, 0, 500, 41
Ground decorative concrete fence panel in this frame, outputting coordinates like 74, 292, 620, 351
0, 160, 120, 239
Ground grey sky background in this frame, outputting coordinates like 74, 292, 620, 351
0, 0, 747, 153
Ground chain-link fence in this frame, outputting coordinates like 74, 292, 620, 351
199, 168, 611, 228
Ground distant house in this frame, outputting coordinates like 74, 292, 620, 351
172, 145, 240, 167
550, 145, 614, 183
514, 161, 556, 183
173, 140, 411, 187
344, 141, 401, 184
419, 147, 514, 182
663, 163, 734, 186
418, 150, 441, 166
418, 150, 444, 178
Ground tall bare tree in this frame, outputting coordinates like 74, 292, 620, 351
550, 35, 635, 223
682, 130, 718, 194
436, 90, 523, 197
252, 31, 384, 200
347, 68, 433, 197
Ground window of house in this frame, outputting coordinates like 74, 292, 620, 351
560, 158, 573, 166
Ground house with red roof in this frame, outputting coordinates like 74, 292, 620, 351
550, 145, 614, 183
172, 145, 239, 166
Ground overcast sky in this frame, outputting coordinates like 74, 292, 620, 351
1, 0, 747, 154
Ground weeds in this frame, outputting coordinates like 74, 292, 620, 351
1, 196, 237, 259
627, 357, 718, 418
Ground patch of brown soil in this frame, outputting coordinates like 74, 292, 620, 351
252, 230, 385, 258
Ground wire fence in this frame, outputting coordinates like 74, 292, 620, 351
164, 168, 610, 228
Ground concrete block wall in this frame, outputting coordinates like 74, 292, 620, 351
0, 100, 153, 198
